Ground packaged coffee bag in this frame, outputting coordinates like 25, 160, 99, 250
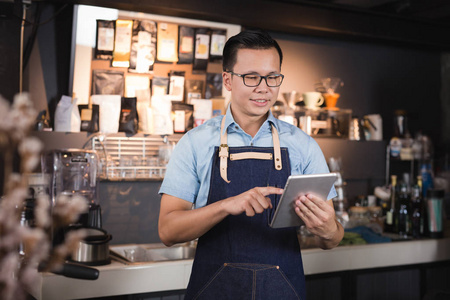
78, 104, 100, 133
55, 95, 81, 132
172, 102, 194, 133
119, 97, 138, 134
178, 26, 194, 64
129, 20, 157, 73
92, 69, 124, 96
91, 95, 121, 134
95, 20, 115, 60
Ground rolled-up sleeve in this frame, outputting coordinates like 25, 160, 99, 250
159, 132, 200, 203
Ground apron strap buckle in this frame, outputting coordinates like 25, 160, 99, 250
219, 144, 229, 157
219, 144, 231, 183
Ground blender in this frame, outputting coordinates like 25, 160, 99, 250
42, 149, 100, 245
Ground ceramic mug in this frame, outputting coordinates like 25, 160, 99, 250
302, 92, 324, 109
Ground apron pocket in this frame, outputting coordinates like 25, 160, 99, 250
194, 263, 301, 300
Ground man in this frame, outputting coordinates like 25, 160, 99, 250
159, 29, 344, 299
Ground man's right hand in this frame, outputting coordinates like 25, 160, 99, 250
221, 186, 283, 217
159, 186, 283, 246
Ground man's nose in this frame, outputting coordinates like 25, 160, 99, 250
255, 77, 270, 90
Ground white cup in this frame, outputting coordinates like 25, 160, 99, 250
302, 92, 324, 109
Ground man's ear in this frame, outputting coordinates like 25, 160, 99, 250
223, 72, 232, 92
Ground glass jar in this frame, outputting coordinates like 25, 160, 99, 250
347, 206, 370, 228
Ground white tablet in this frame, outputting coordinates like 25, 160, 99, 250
269, 173, 337, 229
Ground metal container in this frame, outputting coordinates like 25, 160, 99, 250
296, 107, 352, 138
71, 228, 112, 266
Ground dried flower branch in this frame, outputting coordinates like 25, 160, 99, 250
0, 93, 88, 300
52, 194, 89, 229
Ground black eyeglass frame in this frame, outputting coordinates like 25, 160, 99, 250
226, 71, 284, 87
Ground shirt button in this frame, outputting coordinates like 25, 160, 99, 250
235, 126, 238, 129
250, 143, 253, 146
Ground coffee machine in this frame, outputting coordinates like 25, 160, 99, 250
42, 149, 100, 244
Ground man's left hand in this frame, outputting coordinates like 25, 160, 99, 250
294, 194, 338, 241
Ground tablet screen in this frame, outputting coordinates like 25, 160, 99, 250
269, 173, 337, 228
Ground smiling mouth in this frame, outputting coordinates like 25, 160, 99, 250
252, 99, 269, 103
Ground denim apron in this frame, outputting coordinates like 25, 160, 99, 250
184, 118, 306, 300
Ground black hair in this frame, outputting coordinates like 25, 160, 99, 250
222, 29, 283, 72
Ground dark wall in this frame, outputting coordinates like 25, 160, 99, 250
0, 2, 20, 102
34, 3, 74, 127
0, 2, 73, 119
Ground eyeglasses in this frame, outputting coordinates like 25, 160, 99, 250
226, 71, 284, 87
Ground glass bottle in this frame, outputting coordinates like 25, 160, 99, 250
391, 110, 413, 160
385, 175, 397, 233
411, 177, 424, 239
397, 182, 411, 238
369, 206, 383, 229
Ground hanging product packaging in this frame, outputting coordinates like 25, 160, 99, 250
185, 80, 204, 104
95, 20, 115, 60
172, 102, 194, 133
78, 103, 100, 133
178, 25, 195, 64
92, 69, 124, 96
146, 106, 154, 134
128, 20, 157, 73
209, 29, 226, 62
124, 75, 151, 132
125, 75, 150, 97
168, 70, 185, 102
157, 22, 178, 63
193, 28, 211, 72
151, 95, 173, 135
54, 95, 81, 132
112, 20, 133, 68
91, 95, 121, 134
211, 97, 226, 117
119, 97, 138, 134
135, 88, 151, 132
185, 79, 204, 104
205, 73, 223, 99
78, 93, 100, 133
191, 99, 212, 127
152, 76, 170, 96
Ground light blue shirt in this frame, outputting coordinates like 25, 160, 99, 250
159, 106, 336, 208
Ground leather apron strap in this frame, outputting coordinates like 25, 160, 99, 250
219, 116, 282, 183
219, 117, 231, 183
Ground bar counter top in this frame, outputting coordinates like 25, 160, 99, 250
30, 236, 450, 300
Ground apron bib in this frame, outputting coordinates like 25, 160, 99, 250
185, 118, 306, 300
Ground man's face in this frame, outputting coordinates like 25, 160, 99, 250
223, 48, 281, 121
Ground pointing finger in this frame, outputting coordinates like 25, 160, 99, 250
258, 186, 284, 197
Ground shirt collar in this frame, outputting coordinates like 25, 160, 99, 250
222, 105, 281, 135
